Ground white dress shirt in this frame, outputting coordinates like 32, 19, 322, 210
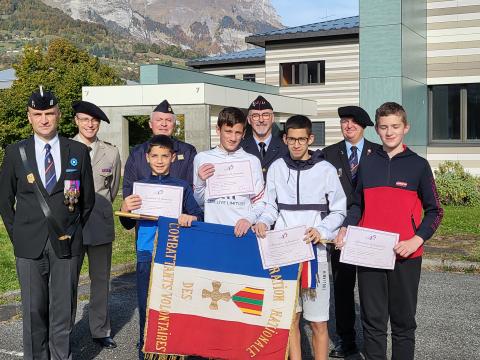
254, 133, 272, 153
345, 137, 365, 162
34, 134, 61, 187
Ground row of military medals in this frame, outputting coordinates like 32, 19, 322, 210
64, 180, 80, 212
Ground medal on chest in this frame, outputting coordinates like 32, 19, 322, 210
64, 180, 80, 212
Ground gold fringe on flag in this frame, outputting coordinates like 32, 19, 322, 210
144, 354, 185, 360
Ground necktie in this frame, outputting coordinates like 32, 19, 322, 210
349, 145, 358, 180
44, 143, 57, 194
258, 142, 266, 160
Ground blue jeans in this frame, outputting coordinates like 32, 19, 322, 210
136, 260, 151, 360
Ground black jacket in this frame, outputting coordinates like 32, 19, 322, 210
241, 134, 289, 179
0, 136, 95, 259
323, 139, 380, 209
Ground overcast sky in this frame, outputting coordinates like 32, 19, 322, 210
271, 0, 359, 27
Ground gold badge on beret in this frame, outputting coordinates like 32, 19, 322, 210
177, 154, 184, 160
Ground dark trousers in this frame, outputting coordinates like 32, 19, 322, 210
331, 248, 358, 350
80, 242, 113, 338
137, 260, 151, 360
16, 239, 80, 360
358, 257, 422, 360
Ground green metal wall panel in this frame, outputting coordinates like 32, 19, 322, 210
360, 0, 401, 27
360, 0, 427, 147
402, 0, 427, 38
360, 24, 402, 79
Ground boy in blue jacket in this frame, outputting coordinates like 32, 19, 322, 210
120, 135, 203, 359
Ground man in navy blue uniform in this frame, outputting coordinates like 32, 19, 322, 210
123, 100, 197, 197
240, 95, 288, 179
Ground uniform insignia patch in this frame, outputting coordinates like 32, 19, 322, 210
177, 154, 184, 160
102, 168, 112, 173
27, 173, 35, 184
232, 287, 265, 316
69, 158, 78, 166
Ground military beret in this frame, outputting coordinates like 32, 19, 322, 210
72, 100, 110, 123
153, 100, 174, 114
338, 106, 374, 128
27, 86, 58, 110
248, 95, 273, 111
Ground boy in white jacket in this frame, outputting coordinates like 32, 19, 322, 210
194, 107, 265, 235
253, 115, 346, 360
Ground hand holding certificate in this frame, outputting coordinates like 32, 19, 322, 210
340, 226, 399, 270
132, 182, 183, 219
257, 225, 314, 270
206, 160, 254, 199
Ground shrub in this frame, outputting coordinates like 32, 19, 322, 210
434, 161, 480, 206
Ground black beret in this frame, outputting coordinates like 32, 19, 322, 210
248, 95, 273, 111
72, 101, 110, 123
27, 86, 58, 110
153, 100, 174, 114
338, 106, 374, 128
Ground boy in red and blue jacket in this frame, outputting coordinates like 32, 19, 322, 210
335, 102, 443, 360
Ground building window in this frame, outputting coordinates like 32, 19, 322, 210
430, 84, 480, 143
280, 61, 325, 86
224, 75, 236, 79
311, 122, 325, 146
243, 73, 256, 82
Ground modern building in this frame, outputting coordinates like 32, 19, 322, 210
83, 65, 316, 165
188, 0, 480, 174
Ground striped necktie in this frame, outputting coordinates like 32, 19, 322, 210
44, 143, 57, 194
349, 145, 359, 180
258, 142, 266, 160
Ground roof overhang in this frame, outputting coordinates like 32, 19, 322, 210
82, 83, 317, 117
246, 27, 359, 47
187, 57, 265, 68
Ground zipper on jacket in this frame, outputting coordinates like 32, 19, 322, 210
411, 215, 417, 233
387, 158, 392, 185
296, 170, 300, 205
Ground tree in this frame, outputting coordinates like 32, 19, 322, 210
0, 38, 124, 147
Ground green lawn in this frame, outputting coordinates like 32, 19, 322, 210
0, 204, 479, 294
0, 195, 136, 294
427, 205, 480, 263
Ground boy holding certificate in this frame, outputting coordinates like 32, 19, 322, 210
193, 107, 265, 235
335, 102, 443, 360
120, 135, 203, 360
253, 115, 347, 360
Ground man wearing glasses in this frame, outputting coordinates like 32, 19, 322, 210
241, 95, 288, 179
322, 106, 380, 359
72, 101, 121, 349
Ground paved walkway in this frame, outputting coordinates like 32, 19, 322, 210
0, 270, 478, 359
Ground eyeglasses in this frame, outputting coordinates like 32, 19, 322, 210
249, 112, 273, 121
76, 116, 100, 125
285, 137, 309, 145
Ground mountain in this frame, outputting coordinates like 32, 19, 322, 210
0, 0, 201, 79
40, 0, 283, 54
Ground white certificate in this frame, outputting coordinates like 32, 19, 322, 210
132, 182, 183, 219
206, 160, 255, 199
340, 226, 399, 270
257, 225, 314, 270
